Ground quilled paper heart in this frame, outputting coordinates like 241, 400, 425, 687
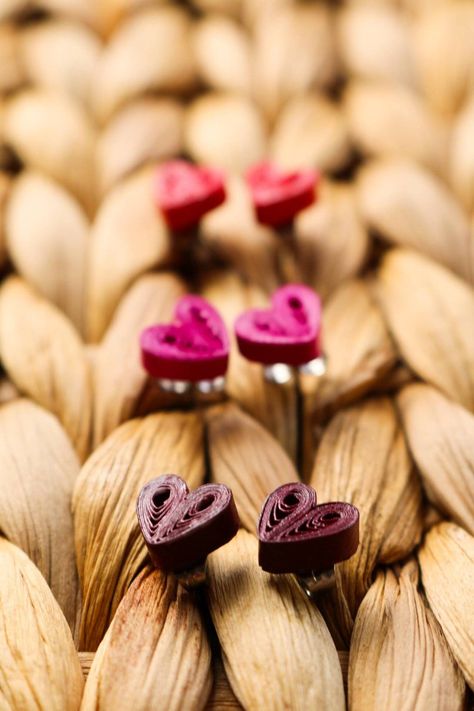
140, 295, 229, 381
234, 284, 322, 365
154, 160, 226, 231
246, 161, 318, 227
137, 474, 240, 572
258, 483, 359, 574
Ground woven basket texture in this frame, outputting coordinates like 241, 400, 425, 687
0, 0, 473, 709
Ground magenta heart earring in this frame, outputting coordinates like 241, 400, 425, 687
257, 482, 359, 596
140, 294, 229, 394
137, 474, 240, 588
234, 283, 326, 384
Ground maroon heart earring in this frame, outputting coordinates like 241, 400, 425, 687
257, 482, 359, 596
234, 284, 326, 384
140, 294, 229, 394
137, 474, 240, 589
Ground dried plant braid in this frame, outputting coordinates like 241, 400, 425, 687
0, 1, 473, 709
0, 398, 81, 635
0, 277, 92, 460
311, 398, 424, 646
81, 568, 213, 711
207, 530, 345, 710
348, 559, 466, 710
0, 537, 84, 710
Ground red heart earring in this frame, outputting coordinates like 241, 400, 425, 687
140, 294, 229, 394
257, 482, 359, 596
137, 474, 240, 588
246, 162, 318, 228
154, 160, 226, 232
246, 161, 319, 281
234, 283, 326, 384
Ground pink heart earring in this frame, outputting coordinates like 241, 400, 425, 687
140, 294, 229, 394
234, 283, 326, 384
258, 482, 359, 597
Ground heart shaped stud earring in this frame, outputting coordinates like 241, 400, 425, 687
137, 474, 240, 588
234, 283, 326, 384
140, 294, 229, 394
155, 160, 226, 232
257, 482, 359, 596
246, 162, 318, 281
246, 162, 317, 228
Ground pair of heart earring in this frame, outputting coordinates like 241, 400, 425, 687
137, 474, 360, 599
155, 159, 318, 232
140, 285, 326, 393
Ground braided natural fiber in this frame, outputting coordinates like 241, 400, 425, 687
0, 1, 473, 709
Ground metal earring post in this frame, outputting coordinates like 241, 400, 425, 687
175, 562, 207, 590
298, 354, 327, 377
156, 375, 226, 396
157, 378, 192, 394
263, 363, 294, 384
296, 567, 336, 598
276, 223, 301, 283
195, 376, 226, 394
262, 354, 327, 385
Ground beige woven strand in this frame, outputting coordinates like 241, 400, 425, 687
418, 522, 474, 689
270, 94, 351, 175
293, 180, 370, 300
6, 171, 90, 332
344, 81, 449, 174
207, 530, 345, 710
0, 537, 84, 710
348, 560, 466, 709
311, 398, 423, 645
311, 278, 397, 422
193, 14, 252, 96
398, 384, 474, 535
358, 159, 473, 283
87, 166, 172, 342
81, 568, 212, 711
96, 97, 185, 195
0, 398, 81, 635
19, 18, 101, 107
377, 249, 474, 411
92, 6, 196, 124
0, 276, 92, 461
